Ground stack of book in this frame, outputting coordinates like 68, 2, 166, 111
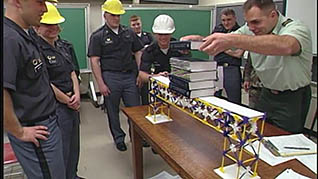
169, 57, 219, 98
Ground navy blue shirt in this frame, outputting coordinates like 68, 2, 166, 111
34, 35, 75, 93
87, 24, 143, 72
138, 31, 153, 47
3, 17, 56, 124
140, 38, 188, 74
213, 23, 241, 66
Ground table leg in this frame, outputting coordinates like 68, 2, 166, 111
131, 120, 143, 179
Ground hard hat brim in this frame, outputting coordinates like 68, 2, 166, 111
152, 29, 175, 34
41, 17, 65, 24
102, 9, 126, 15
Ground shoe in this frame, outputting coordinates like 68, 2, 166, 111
142, 140, 150, 148
116, 142, 127, 151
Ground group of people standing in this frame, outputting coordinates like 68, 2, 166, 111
3, 0, 313, 178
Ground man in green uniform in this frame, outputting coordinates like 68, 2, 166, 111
243, 53, 263, 109
182, 0, 312, 133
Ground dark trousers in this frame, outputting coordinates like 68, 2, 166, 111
56, 103, 80, 179
255, 85, 311, 133
140, 82, 149, 105
102, 71, 140, 144
215, 66, 242, 104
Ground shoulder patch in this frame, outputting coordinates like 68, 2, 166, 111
59, 38, 72, 46
92, 25, 105, 36
282, 18, 293, 27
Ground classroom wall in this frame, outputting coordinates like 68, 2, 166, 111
199, 0, 244, 6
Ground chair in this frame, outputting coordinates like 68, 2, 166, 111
3, 142, 25, 179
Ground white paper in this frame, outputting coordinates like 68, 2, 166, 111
214, 164, 260, 179
275, 169, 311, 179
145, 114, 172, 124
244, 140, 295, 166
148, 171, 175, 179
152, 76, 170, 86
296, 154, 317, 174
200, 96, 264, 118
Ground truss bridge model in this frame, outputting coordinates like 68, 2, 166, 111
146, 76, 266, 179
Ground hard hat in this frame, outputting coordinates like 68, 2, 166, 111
152, 14, 175, 34
41, 2, 65, 24
102, 0, 125, 15
46, 0, 58, 2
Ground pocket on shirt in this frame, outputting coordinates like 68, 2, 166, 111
25, 57, 44, 79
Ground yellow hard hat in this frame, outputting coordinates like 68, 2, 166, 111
102, 0, 125, 15
41, 2, 65, 24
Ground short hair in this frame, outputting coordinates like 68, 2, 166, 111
243, 0, 276, 12
130, 15, 141, 22
221, 8, 236, 17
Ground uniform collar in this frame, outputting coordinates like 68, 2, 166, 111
104, 23, 127, 35
271, 11, 287, 35
4, 17, 33, 42
37, 36, 56, 50
153, 42, 171, 55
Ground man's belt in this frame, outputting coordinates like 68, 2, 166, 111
104, 69, 133, 73
22, 110, 56, 126
218, 63, 240, 67
266, 85, 309, 95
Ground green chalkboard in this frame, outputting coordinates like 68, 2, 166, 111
58, 5, 89, 70
120, 8, 213, 59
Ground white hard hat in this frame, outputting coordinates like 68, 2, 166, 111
152, 14, 175, 34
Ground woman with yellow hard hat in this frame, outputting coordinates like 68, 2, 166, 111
32, 2, 84, 179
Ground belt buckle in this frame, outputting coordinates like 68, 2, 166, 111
223, 63, 229, 67
270, 89, 279, 95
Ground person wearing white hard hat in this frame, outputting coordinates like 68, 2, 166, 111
139, 15, 190, 153
139, 14, 190, 84
88, 0, 144, 152
4, 0, 66, 178
32, 2, 84, 179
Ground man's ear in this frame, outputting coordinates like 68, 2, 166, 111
14, 0, 22, 8
269, 10, 277, 18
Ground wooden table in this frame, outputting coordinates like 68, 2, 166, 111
122, 105, 316, 179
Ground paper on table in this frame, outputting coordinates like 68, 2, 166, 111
266, 134, 317, 157
148, 171, 175, 179
296, 154, 317, 174
200, 96, 264, 118
214, 163, 260, 179
275, 169, 311, 179
152, 76, 170, 86
244, 140, 295, 166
